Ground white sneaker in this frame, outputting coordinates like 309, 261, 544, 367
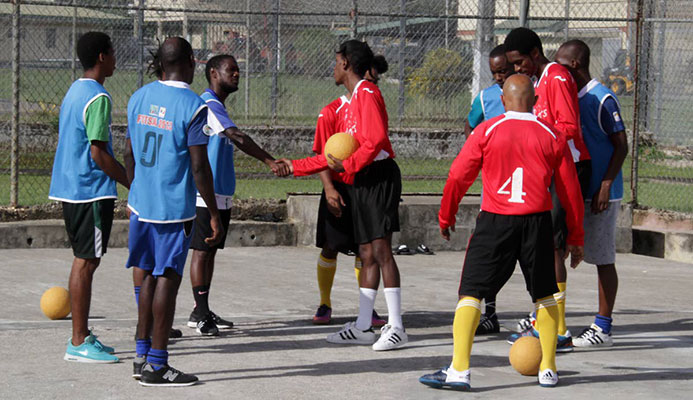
326, 321, 376, 345
372, 324, 408, 351
538, 369, 558, 387
572, 324, 613, 348
515, 312, 535, 332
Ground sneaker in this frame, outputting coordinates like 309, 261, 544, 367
132, 356, 146, 380
196, 314, 219, 336
169, 328, 183, 339
326, 321, 376, 345
64, 334, 119, 363
419, 367, 471, 391
371, 310, 387, 328
572, 324, 613, 348
139, 363, 199, 387
312, 304, 332, 325
507, 327, 573, 353
209, 311, 233, 329
89, 330, 115, 354
538, 368, 559, 387
372, 324, 408, 351
515, 312, 535, 332
476, 314, 500, 334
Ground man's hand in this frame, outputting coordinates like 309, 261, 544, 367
325, 187, 345, 218
565, 244, 584, 269
327, 154, 345, 173
205, 213, 224, 246
274, 158, 294, 177
591, 181, 612, 214
440, 225, 455, 241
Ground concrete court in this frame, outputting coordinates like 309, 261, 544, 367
0, 246, 691, 400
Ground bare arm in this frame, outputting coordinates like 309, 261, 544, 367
91, 140, 129, 189
464, 119, 473, 138
223, 127, 279, 170
318, 169, 345, 217
190, 144, 223, 245
123, 138, 135, 185
592, 131, 628, 213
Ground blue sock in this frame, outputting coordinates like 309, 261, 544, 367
134, 286, 141, 306
594, 314, 613, 334
147, 348, 168, 370
135, 338, 151, 358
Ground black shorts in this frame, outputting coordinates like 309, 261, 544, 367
551, 159, 592, 250
458, 211, 558, 302
316, 181, 358, 255
62, 199, 114, 259
351, 158, 401, 244
190, 207, 232, 251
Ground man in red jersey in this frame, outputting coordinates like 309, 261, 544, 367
419, 74, 584, 391
277, 40, 406, 351
504, 28, 591, 347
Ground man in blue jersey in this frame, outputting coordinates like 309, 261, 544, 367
49, 32, 129, 364
555, 40, 627, 348
186, 54, 289, 335
462, 44, 513, 335
124, 37, 222, 387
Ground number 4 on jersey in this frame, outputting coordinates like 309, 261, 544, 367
498, 167, 526, 203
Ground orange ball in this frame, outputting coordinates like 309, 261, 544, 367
509, 336, 542, 376
324, 132, 359, 168
40, 286, 71, 320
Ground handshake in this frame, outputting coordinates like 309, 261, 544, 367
269, 159, 293, 177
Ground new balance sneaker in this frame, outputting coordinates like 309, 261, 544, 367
64, 334, 119, 363
515, 312, 535, 332
312, 304, 332, 325
196, 314, 219, 336
210, 311, 233, 329
507, 327, 574, 353
132, 356, 146, 380
538, 368, 559, 387
419, 366, 471, 391
139, 363, 199, 387
371, 310, 387, 328
572, 324, 613, 348
326, 321, 376, 345
476, 314, 500, 334
372, 324, 408, 351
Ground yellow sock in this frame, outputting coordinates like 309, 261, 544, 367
535, 295, 559, 372
317, 255, 337, 307
451, 297, 481, 372
354, 257, 362, 286
554, 282, 567, 335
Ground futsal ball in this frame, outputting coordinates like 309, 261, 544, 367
40, 287, 71, 320
509, 336, 542, 376
324, 132, 359, 168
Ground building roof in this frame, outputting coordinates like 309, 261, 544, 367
0, 3, 125, 20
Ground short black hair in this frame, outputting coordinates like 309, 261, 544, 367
147, 37, 194, 78
76, 32, 112, 70
372, 54, 388, 74
489, 44, 506, 59
560, 39, 591, 69
337, 40, 374, 77
205, 54, 236, 83
504, 27, 543, 56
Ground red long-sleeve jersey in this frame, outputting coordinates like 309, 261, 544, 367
534, 62, 590, 163
439, 111, 585, 246
291, 96, 355, 184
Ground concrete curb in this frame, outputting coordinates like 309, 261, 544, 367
632, 227, 693, 263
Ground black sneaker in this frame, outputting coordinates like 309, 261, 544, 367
196, 313, 219, 336
476, 314, 500, 334
169, 328, 183, 339
210, 311, 233, 329
139, 363, 199, 387
133, 356, 146, 380
187, 310, 203, 328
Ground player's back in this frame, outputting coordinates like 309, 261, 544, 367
477, 111, 564, 215
127, 80, 207, 222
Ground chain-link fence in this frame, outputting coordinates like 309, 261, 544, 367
1, 0, 691, 214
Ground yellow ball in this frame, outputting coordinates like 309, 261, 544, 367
509, 336, 542, 376
324, 132, 359, 168
40, 287, 71, 320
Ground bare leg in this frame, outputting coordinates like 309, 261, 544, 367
136, 268, 155, 340
69, 257, 100, 345
151, 269, 182, 350
597, 264, 618, 317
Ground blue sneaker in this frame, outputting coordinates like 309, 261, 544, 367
64, 334, 119, 363
89, 330, 115, 354
507, 327, 573, 353
419, 367, 471, 391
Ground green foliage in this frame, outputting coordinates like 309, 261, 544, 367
407, 48, 471, 99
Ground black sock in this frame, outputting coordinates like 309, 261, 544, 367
485, 297, 496, 318
193, 285, 210, 316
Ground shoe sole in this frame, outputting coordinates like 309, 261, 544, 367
216, 324, 233, 329
64, 354, 119, 363
312, 319, 331, 325
419, 379, 470, 391
196, 329, 219, 336
326, 337, 375, 345
573, 342, 613, 348
372, 339, 408, 351
539, 382, 558, 387
132, 374, 141, 380
139, 380, 198, 387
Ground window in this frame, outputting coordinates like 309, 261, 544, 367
45, 28, 56, 49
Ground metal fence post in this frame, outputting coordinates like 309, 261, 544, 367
564, 0, 570, 40
351, 0, 358, 39
472, 0, 496, 99
398, 0, 405, 127
137, 0, 144, 88
271, 0, 279, 124
653, 0, 667, 136
445, 0, 449, 49
71, 0, 77, 82
10, 0, 20, 207
244, 0, 250, 119
520, 0, 530, 28
631, 0, 646, 207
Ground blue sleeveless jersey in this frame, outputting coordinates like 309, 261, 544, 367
127, 81, 208, 223
480, 84, 505, 121
48, 79, 117, 202
200, 90, 236, 197
579, 81, 624, 200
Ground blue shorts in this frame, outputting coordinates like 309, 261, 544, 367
126, 213, 194, 277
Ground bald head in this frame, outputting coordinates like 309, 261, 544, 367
555, 39, 590, 71
157, 37, 195, 83
501, 74, 536, 113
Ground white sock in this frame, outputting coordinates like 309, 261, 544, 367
384, 287, 403, 329
355, 288, 377, 331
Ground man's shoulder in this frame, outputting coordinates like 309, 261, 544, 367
546, 63, 575, 86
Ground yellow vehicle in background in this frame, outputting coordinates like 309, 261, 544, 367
603, 49, 634, 96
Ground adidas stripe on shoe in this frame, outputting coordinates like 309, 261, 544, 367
572, 324, 613, 348
372, 324, 408, 351
326, 321, 375, 345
